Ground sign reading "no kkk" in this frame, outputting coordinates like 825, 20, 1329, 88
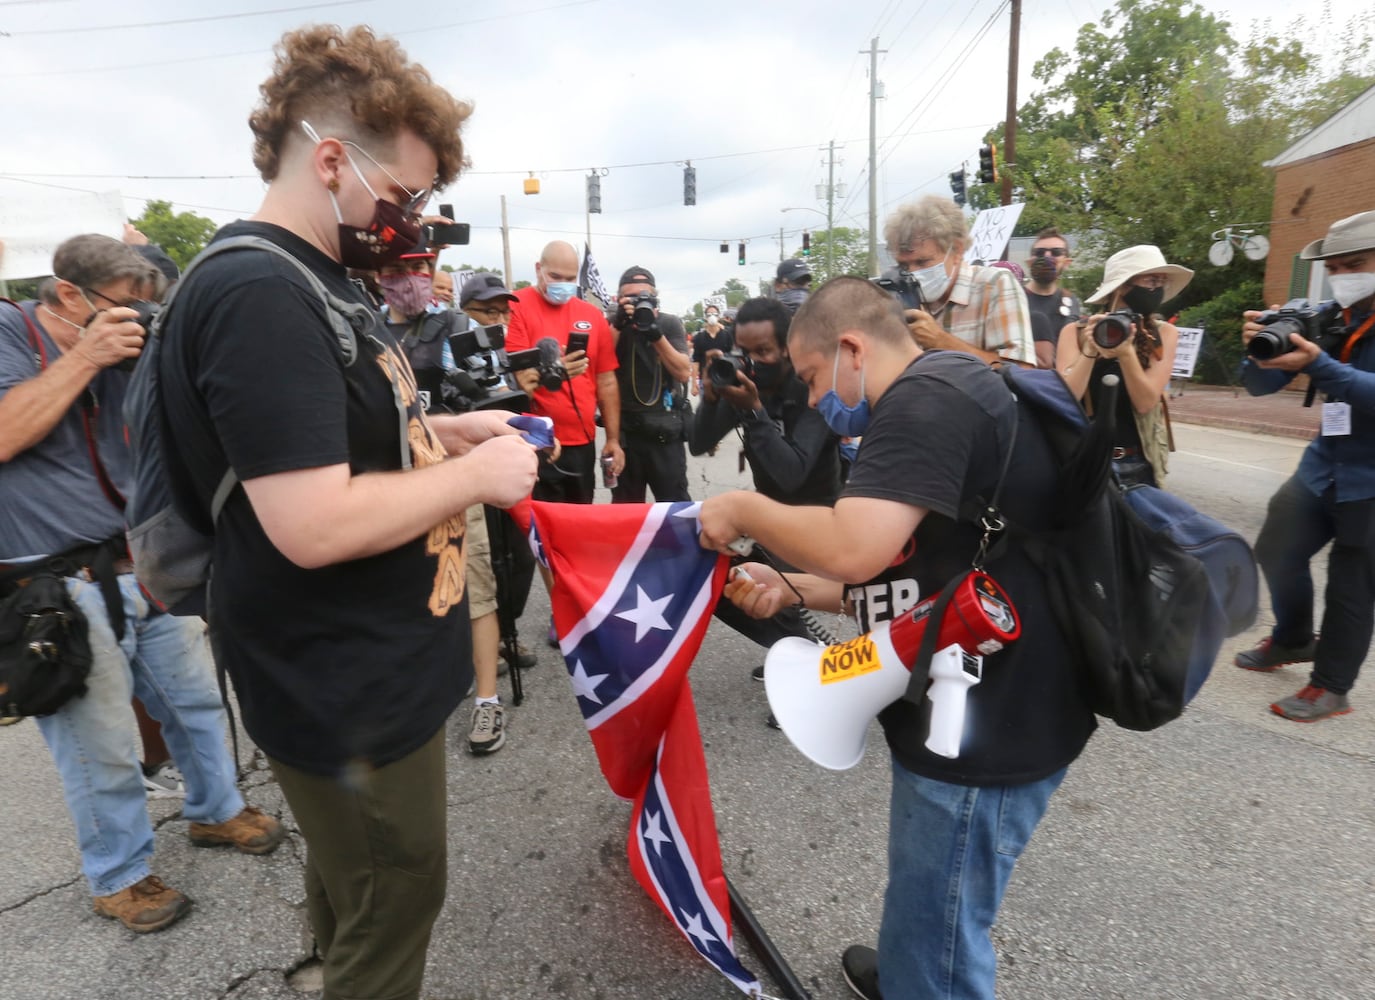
0, 186, 126, 281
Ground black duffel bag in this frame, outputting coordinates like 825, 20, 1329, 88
0, 572, 94, 718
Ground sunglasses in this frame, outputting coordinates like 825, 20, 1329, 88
1030, 247, 1068, 258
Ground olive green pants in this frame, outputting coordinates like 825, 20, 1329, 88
269, 729, 448, 1000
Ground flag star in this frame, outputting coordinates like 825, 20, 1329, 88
569, 659, 609, 704
679, 909, 719, 950
673, 502, 703, 520
615, 585, 674, 642
642, 810, 672, 856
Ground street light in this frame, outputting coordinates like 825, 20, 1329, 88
781, 207, 832, 277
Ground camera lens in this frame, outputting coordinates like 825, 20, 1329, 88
1093, 313, 1133, 350
1247, 320, 1299, 361
708, 355, 746, 390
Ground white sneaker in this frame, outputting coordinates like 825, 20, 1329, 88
467, 702, 506, 755
141, 762, 186, 799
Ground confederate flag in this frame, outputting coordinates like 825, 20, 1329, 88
510, 499, 760, 995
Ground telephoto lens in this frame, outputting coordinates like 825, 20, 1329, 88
1246, 318, 1303, 361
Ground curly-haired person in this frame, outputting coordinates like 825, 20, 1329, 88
156, 26, 537, 999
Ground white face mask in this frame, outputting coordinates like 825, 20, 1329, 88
1328, 272, 1375, 309
905, 251, 952, 302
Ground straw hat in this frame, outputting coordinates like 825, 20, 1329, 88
1084, 244, 1194, 305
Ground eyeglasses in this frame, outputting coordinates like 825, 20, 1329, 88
1030, 247, 1068, 258
83, 286, 144, 310
301, 120, 432, 217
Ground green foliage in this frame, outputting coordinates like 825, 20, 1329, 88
2, 278, 43, 301
1176, 278, 1263, 384
711, 278, 751, 308
129, 200, 217, 269
512, 280, 532, 291
787, 226, 870, 284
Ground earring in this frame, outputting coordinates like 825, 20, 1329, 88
327, 178, 340, 193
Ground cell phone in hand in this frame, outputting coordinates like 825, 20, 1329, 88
566, 331, 590, 356
425, 221, 470, 245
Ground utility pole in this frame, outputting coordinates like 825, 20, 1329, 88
863, 37, 887, 276
826, 139, 836, 279
500, 194, 512, 284
779, 226, 785, 262
1001, 0, 1020, 209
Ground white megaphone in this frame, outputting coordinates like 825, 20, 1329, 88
764, 572, 1021, 770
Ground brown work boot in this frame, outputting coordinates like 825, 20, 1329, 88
189, 805, 285, 855
92, 875, 192, 933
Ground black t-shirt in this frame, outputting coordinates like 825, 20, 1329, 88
616, 312, 689, 414
1026, 288, 1082, 340
691, 326, 733, 367
842, 350, 1095, 785
159, 220, 470, 775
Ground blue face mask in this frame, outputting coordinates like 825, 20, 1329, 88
816, 347, 870, 437
543, 281, 578, 305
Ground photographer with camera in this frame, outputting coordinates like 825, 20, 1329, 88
690, 305, 732, 397
506, 241, 623, 503
610, 265, 693, 503
1055, 245, 1191, 487
0, 235, 284, 932
1234, 210, 1375, 722
881, 196, 1035, 365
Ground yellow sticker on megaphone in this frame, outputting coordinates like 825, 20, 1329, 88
819, 634, 882, 684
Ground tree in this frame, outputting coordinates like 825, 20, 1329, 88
788, 226, 870, 283
128, 200, 217, 269
980, 0, 1375, 315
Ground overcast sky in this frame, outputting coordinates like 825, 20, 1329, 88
0, 0, 1362, 312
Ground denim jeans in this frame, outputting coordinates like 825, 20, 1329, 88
1254, 475, 1375, 695
877, 757, 1068, 1000
35, 573, 243, 897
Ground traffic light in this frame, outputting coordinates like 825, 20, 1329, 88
977, 144, 998, 185
586, 171, 602, 214
737, 242, 746, 266
949, 169, 967, 207
720, 241, 729, 253
801, 231, 811, 256
683, 163, 696, 206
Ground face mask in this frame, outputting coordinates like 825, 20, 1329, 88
303, 121, 426, 270
817, 348, 870, 437
379, 272, 433, 318
542, 281, 578, 306
1122, 284, 1166, 316
905, 251, 952, 302
1328, 272, 1375, 309
750, 359, 784, 390
1029, 257, 1059, 284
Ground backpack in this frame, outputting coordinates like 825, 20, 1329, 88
982, 366, 1258, 730
123, 235, 377, 617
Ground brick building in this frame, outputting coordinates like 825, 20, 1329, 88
1262, 83, 1375, 306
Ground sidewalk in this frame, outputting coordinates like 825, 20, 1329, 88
1168, 381, 1320, 440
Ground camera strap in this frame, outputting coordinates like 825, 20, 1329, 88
1338, 313, 1375, 364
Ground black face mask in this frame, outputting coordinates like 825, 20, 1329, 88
1123, 284, 1165, 316
750, 359, 784, 391
1029, 257, 1059, 284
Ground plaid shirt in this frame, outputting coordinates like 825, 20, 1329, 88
931, 264, 1034, 363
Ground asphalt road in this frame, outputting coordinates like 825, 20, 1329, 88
2, 423, 1372, 1000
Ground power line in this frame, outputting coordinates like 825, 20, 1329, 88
0, 0, 601, 77
0, 0, 378, 36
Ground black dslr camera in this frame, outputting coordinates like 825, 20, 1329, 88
440, 324, 529, 413
1093, 310, 1138, 350
871, 273, 924, 312
628, 293, 659, 333
507, 337, 567, 392
707, 350, 753, 390
1247, 298, 1342, 361
114, 301, 160, 373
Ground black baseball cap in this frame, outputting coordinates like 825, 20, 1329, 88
459, 273, 517, 306
776, 258, 812, 285
618, 265, 656, 287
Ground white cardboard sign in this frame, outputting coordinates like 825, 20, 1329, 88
0, 187, 126, 280
1172, 326, 1204, 379
963, 203, 1026, 265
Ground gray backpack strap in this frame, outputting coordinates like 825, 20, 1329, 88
209, 468, 238, 525
160, 235, 375, 368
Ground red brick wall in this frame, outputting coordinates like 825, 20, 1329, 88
1266, 137, 1375, 306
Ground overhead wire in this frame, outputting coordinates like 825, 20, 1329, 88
1, 0, 380, 36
